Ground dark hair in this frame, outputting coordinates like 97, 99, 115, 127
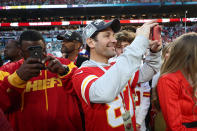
86, 31, 99, 53
19, 30, 45, 46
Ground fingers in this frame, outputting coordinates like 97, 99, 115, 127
47, 59, 59, 71
149, 40, 159, 46
143, 20, 158, 27
16, 62, 43, 81
47, 63, 60, 73
28, 63, 45, 70
46, 58, 63, 73
25, 58, 45, 70
42, 55, 55, 64
144, 20, 157, 25
25, 58, 42, 64
149, 23, 159, 28
149, 40, 162, 53
47, 59, 57, 68
27, 69, 41, 77
26, 56, 65, 75
136, 20, 159, 39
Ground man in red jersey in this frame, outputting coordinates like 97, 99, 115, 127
0, 30, 83, 131
72, 19, 162, 131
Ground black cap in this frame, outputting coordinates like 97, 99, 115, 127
82, 19, 121, 42
57, 30, 82, 43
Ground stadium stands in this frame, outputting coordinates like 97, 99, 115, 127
0, 0, 197, 56
1, 0, 195, 6
162, 25, 197, 44
1, 24, 197, 44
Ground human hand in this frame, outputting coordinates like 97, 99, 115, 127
149, 40, 162, 53
44, 56, 69, 76
136, 20, 158, 39
16, 58, 45, 81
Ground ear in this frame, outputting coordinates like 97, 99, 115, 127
75, 41, 82, 49
18, 49, 25, 58
86, 38, 95, 49
16, 45, 23, 57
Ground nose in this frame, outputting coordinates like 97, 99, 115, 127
111, 36, 117, 43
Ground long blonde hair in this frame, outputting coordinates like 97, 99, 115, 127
161, 32, 197, 97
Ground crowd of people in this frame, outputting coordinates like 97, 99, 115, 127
0, 18, 197, 131
0, 25, 197, 52
1, 25, 197, 58
162, 25, 197, 44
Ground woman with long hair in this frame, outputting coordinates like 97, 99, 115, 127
151, 43, 174, 131
157, 32, 197, 130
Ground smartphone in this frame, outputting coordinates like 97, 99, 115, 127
28, 45, 43, 59
152, 25, 162, 42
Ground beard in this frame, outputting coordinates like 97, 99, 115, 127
61, 47, 74, 54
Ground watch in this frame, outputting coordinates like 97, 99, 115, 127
59, 65, 70, 76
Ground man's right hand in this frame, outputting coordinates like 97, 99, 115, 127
16, 58, 45, 81
136, 20, 158, 39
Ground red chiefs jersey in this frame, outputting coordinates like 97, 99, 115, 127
72, 63, 139, 131
0, 58, 83, 131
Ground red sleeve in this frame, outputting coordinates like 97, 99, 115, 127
157, 75, 187, 131
0, 108, 13, 131
131, 70, 139, 88
128, 70, 139, 93
0, 80, 11, 111
0, 60, 24, 111
72, 68, 98, 105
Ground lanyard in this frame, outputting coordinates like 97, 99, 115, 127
120, 87, 130, 111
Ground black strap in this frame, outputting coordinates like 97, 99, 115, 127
182, 121, 197, 128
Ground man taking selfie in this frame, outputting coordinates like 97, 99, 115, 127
0, 30, 83, 131
72, 19, 162, 131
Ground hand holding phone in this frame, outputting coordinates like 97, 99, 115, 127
152, 25, 162, 42
149, 25, 162, 53
16, 58, 45, 81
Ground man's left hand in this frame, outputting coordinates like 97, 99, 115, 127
43, 56, 68, 75
149, 40, 162, 53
